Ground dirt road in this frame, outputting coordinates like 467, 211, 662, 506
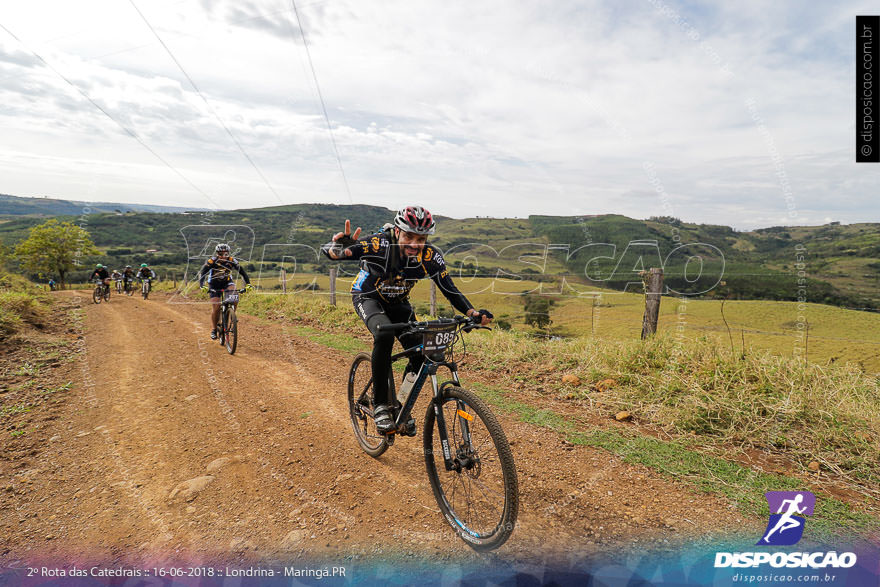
1, 291, 751, 565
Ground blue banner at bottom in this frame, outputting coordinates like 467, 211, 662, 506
1, 541, 877, 586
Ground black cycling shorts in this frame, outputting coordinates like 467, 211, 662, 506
207, 278, 235, 298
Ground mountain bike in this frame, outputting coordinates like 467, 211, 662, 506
347, 315, 518, 551
92, 280, 110, 304
140, 278, 151, 300
115, 279, 123, 294
124, 279, 134, 296
216, 288, 245, 355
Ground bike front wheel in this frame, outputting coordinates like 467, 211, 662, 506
92, 287, 102, 304
424, 385, 518, 551
347, 352, 390, 458
225, 306, 238, 354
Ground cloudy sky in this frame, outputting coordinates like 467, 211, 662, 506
0, 0, 876, 228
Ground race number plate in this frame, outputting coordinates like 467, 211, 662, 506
224, 293, 239, 304
423, 330, 455, 353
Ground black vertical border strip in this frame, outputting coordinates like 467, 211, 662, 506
856, 15, 880, 162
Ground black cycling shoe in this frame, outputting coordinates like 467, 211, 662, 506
210, 329, 218, 340
373, 404, 395, 434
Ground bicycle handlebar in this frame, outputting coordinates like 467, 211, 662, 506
220, 288, 249, 299
376, 315, 479, 333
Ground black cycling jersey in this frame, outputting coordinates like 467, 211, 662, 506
197, 256, 250, 287
122, 268, 135, 280
90, 268, 110, 280
321, 230, 472, 314
137, 267, 156, 279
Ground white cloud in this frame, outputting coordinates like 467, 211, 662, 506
0, 0, 876, 227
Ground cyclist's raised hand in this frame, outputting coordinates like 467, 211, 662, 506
328, 219, 362, 259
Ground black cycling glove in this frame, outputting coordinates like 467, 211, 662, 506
324, 234, 359, 258
473, 309, 494, 321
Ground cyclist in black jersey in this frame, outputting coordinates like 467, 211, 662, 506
136, 263, 157, 281
198, 243, 252, 340
322, 206, 493, 433
89, 264, 110, 285
121, 265, 135, 288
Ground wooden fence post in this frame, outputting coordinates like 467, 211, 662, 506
805, 321, 809, 363
641, 268, 663, 339
329, 267, 337, 306
281, 268, 286, 294
430, 280, 437, 316
591, 295, 597, 336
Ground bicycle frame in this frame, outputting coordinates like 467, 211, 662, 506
387, 341, 471, 473
217, 289, 244, 325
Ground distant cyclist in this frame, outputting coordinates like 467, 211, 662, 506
121, 265, 135, 291
321, 206, 492, 434
197, 243, 252, 340
136, 263, 156, 282
89, 264, 111, 289
110, 269, 123, 293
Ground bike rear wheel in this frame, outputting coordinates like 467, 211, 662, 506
424, 385, 518, 551
347, 352, 391, 458
225, 306, 238, 354
103, 285, 110, 301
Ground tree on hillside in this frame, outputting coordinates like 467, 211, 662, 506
14, 219, 99, 288
523, 294, 555, 331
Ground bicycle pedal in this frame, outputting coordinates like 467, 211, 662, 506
399, 418, 417, 437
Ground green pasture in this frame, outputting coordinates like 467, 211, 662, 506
219, 272, 880, 373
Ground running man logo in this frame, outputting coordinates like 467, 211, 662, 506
758, 491, 815, 546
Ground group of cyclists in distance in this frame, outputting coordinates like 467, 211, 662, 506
88, 262, 157, 295
79, 243, 256, 344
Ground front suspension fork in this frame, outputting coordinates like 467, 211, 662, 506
432, 372, 473, 472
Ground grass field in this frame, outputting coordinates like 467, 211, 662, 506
222, 271, 880, 373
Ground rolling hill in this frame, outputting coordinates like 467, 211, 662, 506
0, 201, 877, 309
0, 193, 211, 216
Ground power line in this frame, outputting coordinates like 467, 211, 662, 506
289, 0, 354, 204
0, 21, 222, 212
127, 0, 285, 205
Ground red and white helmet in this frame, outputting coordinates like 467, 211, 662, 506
393, 205, 435, 235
